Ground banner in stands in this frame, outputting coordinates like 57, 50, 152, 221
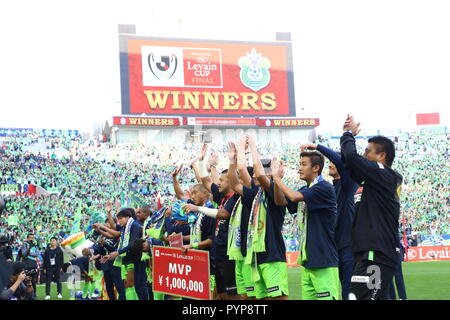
0, 184, 37, 196
406, 246, 450, 262
0, 128, 79, 137
119, 36, 296, 117
0, 184, 19, 196
152, 246, 211, 300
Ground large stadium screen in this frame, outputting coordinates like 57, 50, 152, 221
119, 35, 296, 117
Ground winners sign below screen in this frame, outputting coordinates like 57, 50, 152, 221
152, 246, 211, 300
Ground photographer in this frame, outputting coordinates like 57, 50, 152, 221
1, 262, 34, 300
16, 234, 40, 296
0, 235, 13, 262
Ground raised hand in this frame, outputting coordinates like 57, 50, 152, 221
227, 142, 237, 163
300, 143, 318, 152
279, 160, 286, 179
247, 133, 257, 149
171, 163, 184, 177
199, 143, 208, 161
343, 114, 361, 136
237, 134, 249, 150
206, 152, 219, 171
114, 198, 120, 212
105, 200, 113, 214
270, 158, 282, 178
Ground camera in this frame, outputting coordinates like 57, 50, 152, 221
24, 269, 38, 277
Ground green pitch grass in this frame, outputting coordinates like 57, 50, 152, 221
287, 261, 450, 300
37, 261, 450, 300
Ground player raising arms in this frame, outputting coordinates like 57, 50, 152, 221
341, 115, 402, 300
271, 150, 340, 300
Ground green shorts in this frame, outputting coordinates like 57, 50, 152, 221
210, 275, 216, 293
234, 260, 247, 295
300, 266, 341, 300
242, 262, 266, 299
120, 263, 134, 280
258, 262, 289, 298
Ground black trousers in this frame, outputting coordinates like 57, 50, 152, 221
338, 246, 354, 300
215, 259, 237, 295
45, 267, 62, 295
349, 257, 396, 300
388, 251, 407, 300
103, 266, 126, 300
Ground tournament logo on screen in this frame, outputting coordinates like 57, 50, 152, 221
148, 53, 178, 80
141, 46, 184, 87
183, 48, 222, 87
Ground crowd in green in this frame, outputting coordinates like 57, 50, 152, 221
0, 129, 448, 256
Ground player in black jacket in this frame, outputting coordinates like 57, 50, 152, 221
340, 115, 403, 300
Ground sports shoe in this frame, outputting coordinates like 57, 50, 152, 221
57, 293, 63, 299
45, 295, 51, 300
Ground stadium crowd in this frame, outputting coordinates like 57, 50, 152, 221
0, 127, 448, 300
0, 129, 449, 254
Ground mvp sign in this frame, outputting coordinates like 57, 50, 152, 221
152, 246, 211, 300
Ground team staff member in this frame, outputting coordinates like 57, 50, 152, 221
301, 143, 358, 300
43, 237, 64, 299
271, 152, 340, 300
341, 115, 403, 300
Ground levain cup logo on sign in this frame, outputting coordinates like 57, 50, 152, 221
148, 53, 178, 80
183, 48, 222, 87
239, 48, 271, 92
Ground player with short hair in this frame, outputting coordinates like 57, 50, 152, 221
271, 151, 340, 300
100, 209, 142, 300
341, 115, 403, 300
300, 143, 358, 300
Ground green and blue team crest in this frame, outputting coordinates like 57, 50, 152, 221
238, 48, 271, 92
